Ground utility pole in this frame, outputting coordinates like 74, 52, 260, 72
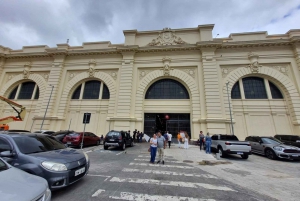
40, 85, 54, 131
226, 82, 234, 135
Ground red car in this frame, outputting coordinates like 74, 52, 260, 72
63, 132, 101, 147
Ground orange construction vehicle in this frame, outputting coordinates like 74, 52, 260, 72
0, 95, 26, 130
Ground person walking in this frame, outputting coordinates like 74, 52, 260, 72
149, 134, 157, 163
205, 132, 212, 154
177, 132, 181, 148
167, 131, 172, 148
133, 129, 137, 143
156, 131, 166, 164
199, 131, 205, 151
184, 132, 189, 149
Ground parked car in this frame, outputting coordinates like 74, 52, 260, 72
274, 135, 300, 148
0, 132, 90, 190
0, 157, 51, 201
34, 130, 56, 135
104, 130, 133, 150
52, 130, 75, 143
245, 136, 300, 160
211, 134, 251, 159
63, 132, 101, 147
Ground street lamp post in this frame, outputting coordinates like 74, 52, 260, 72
40, 85, 54, 131
226, 82, 234, 135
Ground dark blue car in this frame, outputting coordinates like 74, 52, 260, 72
0, 132, 90, 190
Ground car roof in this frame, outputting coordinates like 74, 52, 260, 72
246, 136, 275, 138
0, 132, 50, 138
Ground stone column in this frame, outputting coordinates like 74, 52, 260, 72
113, 51, 135, 130
201, 48, 226, 133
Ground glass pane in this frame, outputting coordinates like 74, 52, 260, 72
8, 87, 18, 99
72, 85, 81, 99
231, 82, 241, 99
83, 81, 100, 99
18, 82, 35, 99
242, 77, 267, 99
34, 87, 39, 99
145, 79, 189, 99
102, 84, 110, 99
269, 81, 283, 99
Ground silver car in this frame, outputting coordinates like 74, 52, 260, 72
245, 136, 300, 160
0, 157, 51, 201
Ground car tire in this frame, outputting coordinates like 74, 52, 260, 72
265, 149, 277, 160
218, 147, 226, 158
96, 140, 100, 146
241, 154, 248, 159
104, 145, 108, 150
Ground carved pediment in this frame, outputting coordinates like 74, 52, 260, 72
147, 28, 187, 46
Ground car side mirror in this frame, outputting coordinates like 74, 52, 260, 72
0, 151, 13, 157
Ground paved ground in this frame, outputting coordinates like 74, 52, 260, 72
51, 142, 282, 201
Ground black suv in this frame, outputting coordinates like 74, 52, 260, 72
104, 130, 133, 150
274, 135, 300, 148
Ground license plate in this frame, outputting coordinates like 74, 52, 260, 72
237, 152, 243, 155
75, 167, 85, 176
67, 142, 71, 145
292, 155, 299, 157
110, 139, 115, 141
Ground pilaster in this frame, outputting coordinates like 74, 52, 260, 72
0, 57, 5, 84
293, 43, 300, 71
201, 48, 226, 133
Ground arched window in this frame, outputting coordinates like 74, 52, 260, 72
231, 82, 241, 99
71, 80, 110, 100
231, 77, 283, 100
145, 79, 189, 99
8, 82, 39, 100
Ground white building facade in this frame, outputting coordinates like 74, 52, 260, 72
1, 24, 300, 140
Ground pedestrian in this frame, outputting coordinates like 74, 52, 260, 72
177, 132, 181, 148
149, 134, 157, 163
167, 131, 172, 148
163, 131, 168, 141
100, 135, 104, 144
199, 131, 205, 151
156, 131, 166, 164
184, 132, 189, 149
133, 129, 137, 143
140, 132, 143, 142
137, 131, 140, 143
205, 132, 212, 154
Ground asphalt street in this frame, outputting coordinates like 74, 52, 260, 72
51, 143, 277, 201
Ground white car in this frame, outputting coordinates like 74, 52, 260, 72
0, 157, 51, 201
34, 130, 56, 135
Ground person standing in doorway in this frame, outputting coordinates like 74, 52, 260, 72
149, 134, 157, 163
205, 132, 212, 154
177, 132, 181, 148
167, 131, 172, 148
184, 132, 189, 149
199, 131, 205, 151
156, 131, 166, 164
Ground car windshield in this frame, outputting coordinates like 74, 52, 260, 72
106, 132, 120, 137
67, 133, 80, 137
262, 137, 282, 144
34, 131, 42, 133
291, 136, 300, 141
52, 131, 73, 136
0, 159, 8, 171
12, 136, 66, 154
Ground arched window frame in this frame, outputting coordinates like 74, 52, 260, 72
8, 81, 39, 100
71, 80, 110, 100
231, 77, 283, 100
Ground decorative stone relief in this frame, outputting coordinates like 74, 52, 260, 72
87, 59, 97, 77
107, 71, 118, 80
221, 67, 238, 78
68, 72, 80, 81
162, 56, 173, 76
23, 62, 32, 78
179, 69, 196, 78
147, 28, 187, 46
139, 70, 152, 80
270, 66, 289, 76
43, 73, 49, 81
247, 52, 262, 73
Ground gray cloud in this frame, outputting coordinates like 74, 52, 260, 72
0, 0, 300, 50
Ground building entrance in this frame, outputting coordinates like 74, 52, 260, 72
144, 113, 191, 137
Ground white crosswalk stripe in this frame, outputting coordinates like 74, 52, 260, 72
122, 168, 218, 179
109, 177, 236, 191
109, 192, 216, 201
134, 158, 185, 164
129, 162, 194, 169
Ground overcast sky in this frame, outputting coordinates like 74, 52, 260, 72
1, 0, 300, 50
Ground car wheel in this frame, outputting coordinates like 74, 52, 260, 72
265, 149, 277, 160
104, 145, 108, 150
96, 140, 100, 146
218, 147, 226, 158
241, 154, 248, 159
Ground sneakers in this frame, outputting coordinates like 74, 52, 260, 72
156, 160, 160, 164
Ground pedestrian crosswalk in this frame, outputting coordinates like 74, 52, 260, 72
89, 151, 249, 201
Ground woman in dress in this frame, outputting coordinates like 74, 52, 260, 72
150, 134, 158, 163
184, 132, 189, 149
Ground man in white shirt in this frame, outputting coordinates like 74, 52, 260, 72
167, 131, 172, 148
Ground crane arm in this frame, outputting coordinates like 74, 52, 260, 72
0, 95, 26, 124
